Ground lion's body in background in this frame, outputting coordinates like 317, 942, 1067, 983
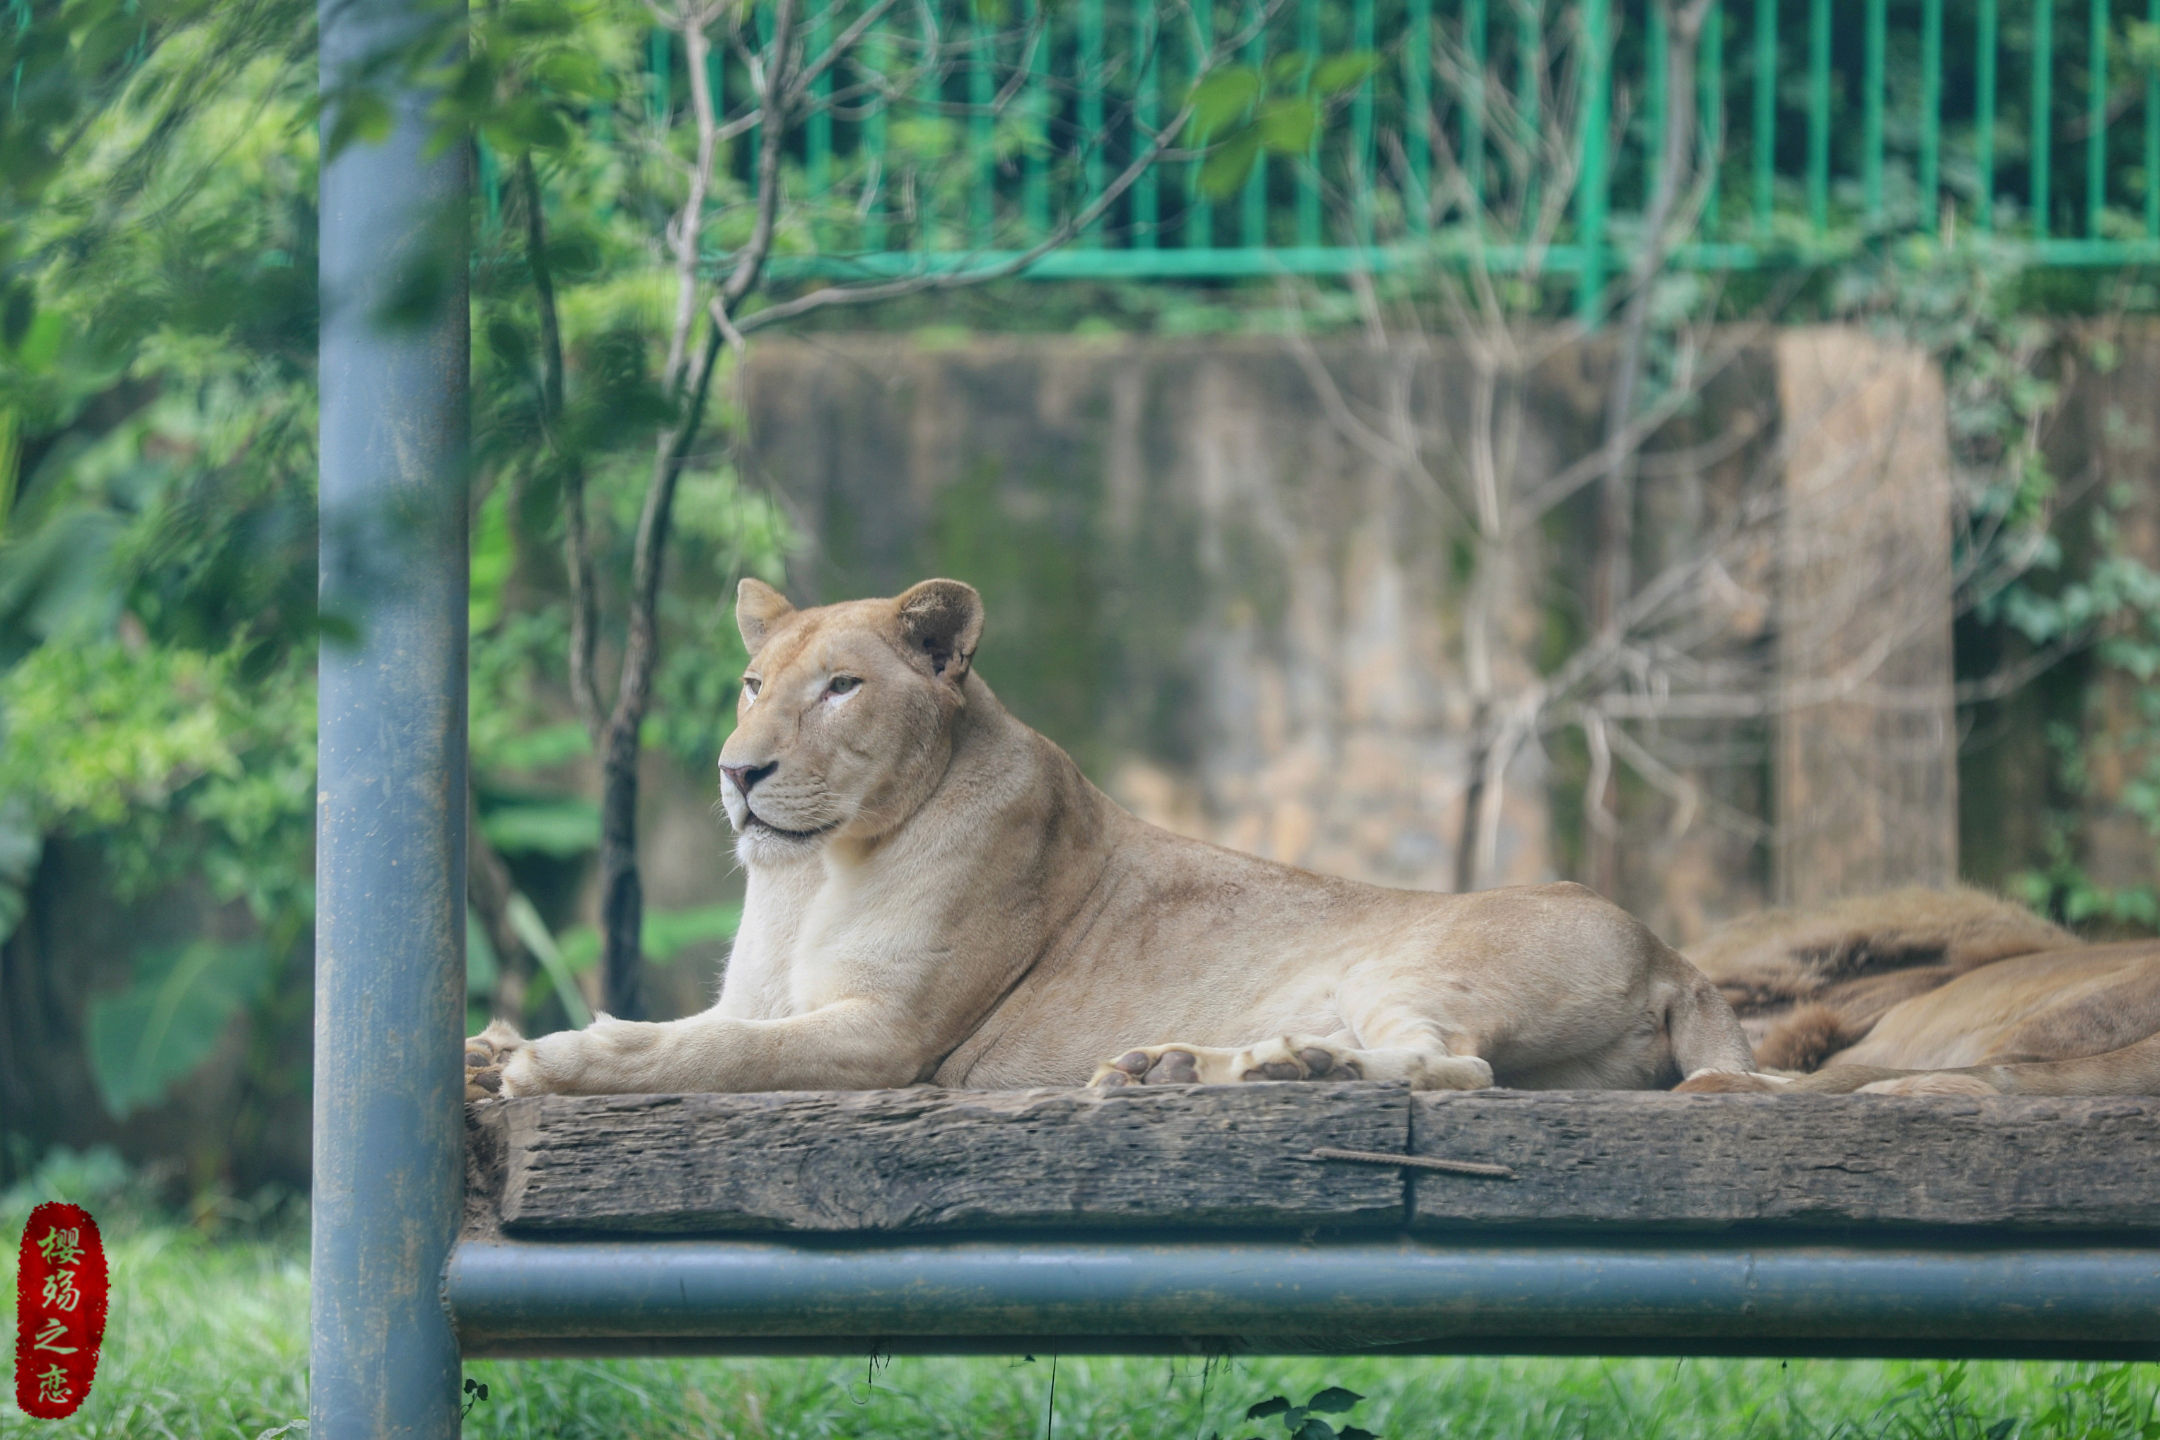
1679, 887, 2160, 1096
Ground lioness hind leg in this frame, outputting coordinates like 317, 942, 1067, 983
1089, 1034, 1493, 1091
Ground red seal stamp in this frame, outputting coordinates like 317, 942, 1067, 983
14, 1202, 109, 1419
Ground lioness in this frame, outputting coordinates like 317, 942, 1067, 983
464, 578, 1753, 1099
1673, 887, 2160, 1096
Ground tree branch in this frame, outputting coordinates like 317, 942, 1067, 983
516, 153, 603, 735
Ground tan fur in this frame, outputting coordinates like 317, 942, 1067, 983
466, 579, 1754, 1101
1673, 890, 2160, 1097
1755, 1003, 1858, 1072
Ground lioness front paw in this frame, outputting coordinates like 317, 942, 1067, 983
465, 1020, 525, 1102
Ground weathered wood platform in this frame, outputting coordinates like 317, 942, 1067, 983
465, 1085, 2160, 1238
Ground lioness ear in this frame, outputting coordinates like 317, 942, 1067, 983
895, 579, 983, 682
735, 578, 796, 653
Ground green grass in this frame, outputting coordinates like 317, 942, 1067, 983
2, 1214, 2156, 1440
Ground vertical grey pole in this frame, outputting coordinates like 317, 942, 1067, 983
312, 0, 469, 1432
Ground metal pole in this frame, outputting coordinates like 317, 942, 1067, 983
448, 1236, 2160, 1361
313, 0, 470, 1430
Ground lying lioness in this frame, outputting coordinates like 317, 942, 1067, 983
465, 578, 1753, 1099
1674, 887, 2160, 1096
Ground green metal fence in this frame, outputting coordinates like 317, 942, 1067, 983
548, 0, 2160, 290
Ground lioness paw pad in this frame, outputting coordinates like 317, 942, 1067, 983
1088, 1037, 1368, 1088
1091, 1047, 1201, 1087
465, 1020, 525, 1103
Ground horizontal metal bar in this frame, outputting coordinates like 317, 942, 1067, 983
2025, 236, 2160, 263
449, 1236, 2160, 1360
746, 234, 2160, 283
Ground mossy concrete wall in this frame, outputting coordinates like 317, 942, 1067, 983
742, 333, 1892, 943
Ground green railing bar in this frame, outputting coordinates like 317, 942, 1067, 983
1576, 0, 1611, 321
756, 233, 2160, 282
1702, 0, 1723, 235
1807, 0, 1829, 233
1407, 0, 1433, 232
1648, 0, 1667, 207
1865, 0, 1885, 220
753, 4, 776, 214
1753, 0, 1775, 235
1466, 0, 1487, 217
1979, 0, 1997, 229
1518, 0, 1540, 230
1241, 6, 1265, 246
649, 29, 670, 124
808, 12, 831, 197
864, 29, 888, 251
1082, 0, 1105, 243
1134, 1, 1157, 248
1026, 3, 1049, 240
1353, 0, 1375, 244
2025, 234, 2160, 260
918, 5, 940, 251
1921, 0, 1942, 231
707, 39, 724, 221
2150, 0, 2159, 238
1189, 0, 1213, 248
2033, 0, 2052, 236
615, 0, 2160, 286
1299, 0, 1322, 247
971, 16, 994, 245
2087, 0, 2105, 238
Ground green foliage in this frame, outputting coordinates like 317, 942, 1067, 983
1224, 1385, 1377, 1440
0, 2, 324, 1158
556, 901, 741, 973
86, 940, 276, 1118
0, 0, 810, 1139
481, 796, 602, 858
0, 641, 316, 912
1183, 51, 1379, 200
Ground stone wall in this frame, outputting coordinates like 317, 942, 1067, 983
741, 329, 1962, 943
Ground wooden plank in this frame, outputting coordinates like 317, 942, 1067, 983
476, 1088, 2160, 1237
1410, 1091, 2160, 1231
494, 1084, 1410, 1235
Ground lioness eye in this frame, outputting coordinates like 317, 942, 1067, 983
742, 676, 761, 698
827, 675, 861, 696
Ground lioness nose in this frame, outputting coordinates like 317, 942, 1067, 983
720, 761, 777, 796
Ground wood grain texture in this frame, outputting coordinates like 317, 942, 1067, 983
493, 1084, 1409, 1235
470, 1087, 2160, 1237
1410, 1091, 2160, 1231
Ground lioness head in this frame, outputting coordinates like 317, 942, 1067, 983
717, 577, 984, 865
